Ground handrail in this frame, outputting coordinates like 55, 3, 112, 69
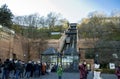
58, 32, 66, 52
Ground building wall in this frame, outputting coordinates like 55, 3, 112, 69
78, 38, 95, 71
0, 27, 61, 62
0, 28, 24, 61
47, 39, 59, 49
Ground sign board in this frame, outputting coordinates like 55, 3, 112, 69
94, 64, 100, 69
93, 71, 101, 79
109, 63, 115, 69
0, 25, 2, 28
51, 32, 60, 35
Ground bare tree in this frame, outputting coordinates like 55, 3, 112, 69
88, 11, 106, 18
46, 12, 61, 28
111, 10, 120, 17
39, 16, 47, 28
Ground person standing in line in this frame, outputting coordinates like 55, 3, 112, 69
41, 62, 46, 75
0, 59, 2, 76
0, 59, 2, 79
25, 61, 33, 78
15, 60, 23, 79
79, 60, 88, 79
57, 65, 63, 79
2, 59, 10, 79
115, 65, 120, 79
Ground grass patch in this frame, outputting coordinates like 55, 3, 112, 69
50, 34, 61, 39
101, 69, 115, 74
106, 33, 120, 41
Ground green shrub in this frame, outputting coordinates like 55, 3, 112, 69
50, 34, 61, 39
101, 69, 115, 74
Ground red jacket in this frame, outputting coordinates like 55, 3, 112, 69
115, 67, 120, 79
79, 64, 87, 79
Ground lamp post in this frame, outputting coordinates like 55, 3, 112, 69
57, 52, 62, 66
9, 30, 12, 59
24, 54, 26, 62
95, 53, 99, 64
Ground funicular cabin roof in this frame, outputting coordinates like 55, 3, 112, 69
42, 47, 58, 55
63, 47, 78, 55
65, 31, 77, 35
68, 28, 77, 30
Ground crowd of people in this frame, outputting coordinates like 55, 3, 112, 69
0, 58, 120, 79
0, 58, 57, 79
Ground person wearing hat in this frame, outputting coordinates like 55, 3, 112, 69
115, 65, 120, 79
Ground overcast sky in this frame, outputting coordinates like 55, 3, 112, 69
0, 0, 120, 22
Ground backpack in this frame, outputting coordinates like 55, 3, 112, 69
4, 62, 10, 70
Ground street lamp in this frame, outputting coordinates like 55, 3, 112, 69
95, 53, 99, 64
23, 54, 26, 62
57, 52, 62, 66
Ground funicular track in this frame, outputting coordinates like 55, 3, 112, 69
59, 23, 79, 72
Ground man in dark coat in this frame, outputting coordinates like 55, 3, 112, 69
25, 61, 33, 78
2, 59, 10, 79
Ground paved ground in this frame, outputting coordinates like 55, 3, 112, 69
40, 72, 117, 79
0, 72, 117, 79
41, 72, 79, 79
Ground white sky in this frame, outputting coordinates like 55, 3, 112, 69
0, 0, 118, 22
0, 0, 57, 15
